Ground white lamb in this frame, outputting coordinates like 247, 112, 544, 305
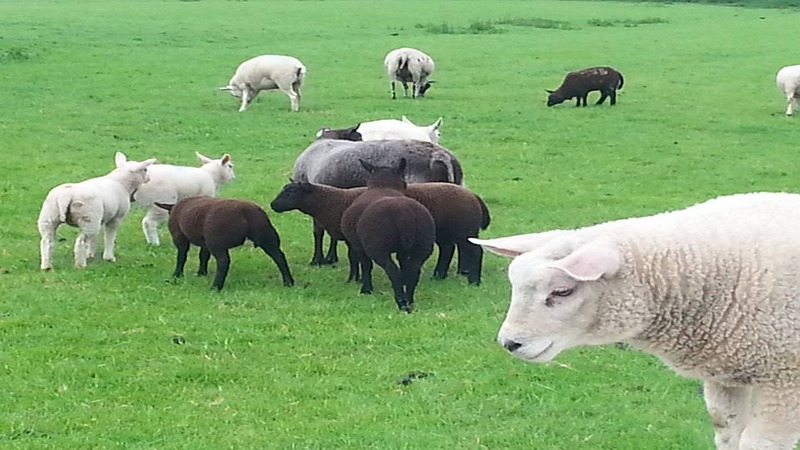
133, 152, 235, 246
219, 55, 306, 112
471, 192, 800, 450
317, 116, 443, 143
776, 65, 800, 116
384, 47, 435, 99
38, 152, 156, 270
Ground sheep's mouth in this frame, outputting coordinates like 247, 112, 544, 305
520, 341, 555, 362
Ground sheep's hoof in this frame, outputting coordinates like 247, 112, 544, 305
399, 303, 414, 313
360, 287, 372, 295
283, 279, 295, 287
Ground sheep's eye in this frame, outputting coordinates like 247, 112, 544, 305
544, 288, 574, 308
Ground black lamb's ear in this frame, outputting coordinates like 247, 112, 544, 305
545, 89, 554, 94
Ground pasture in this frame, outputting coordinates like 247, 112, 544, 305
1, 0, 799, 448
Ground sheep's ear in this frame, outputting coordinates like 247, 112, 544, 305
469, 231, 568, 257
219, 85, 233, 91
396, 158, 407, 175
545, 89, 555, 94
196, 152, 212, 164
401, 115, 413, 124
115, 152, 128, 167
137, 158, 157, 170
548, 240, 620, 281
430, 117, 443, 131
221, 154, 231, 165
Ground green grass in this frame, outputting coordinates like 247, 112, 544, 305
1, 0, 798, 449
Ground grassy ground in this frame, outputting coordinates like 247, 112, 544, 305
1, 1, 798, 449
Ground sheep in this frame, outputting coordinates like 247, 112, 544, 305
546, 66, 624, 107
470, 192, 800, 450
133, 152, 235, 246
316, 116, 443, 144
38, 152, 156, 270
776, 65, 800, 116
340, 159, 435, 312
384, 47, 435, 99
270, 181, 490, 284
290, 138, 463, 265
156, 197, 294, 290
219, 55, 306, 112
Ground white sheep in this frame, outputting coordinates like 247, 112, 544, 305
219, 55, 306, 112
133, 152, 235, 246
471, 192, 800, 450
384, 47, 435, 99
317, 116, 443, 143
38, 152, 156, 270
776, 65, 800, 116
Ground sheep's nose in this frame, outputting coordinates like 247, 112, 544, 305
502, 340, 523, 353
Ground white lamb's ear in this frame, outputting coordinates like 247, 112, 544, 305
430, 117, 443, 131
401, 115, 413, 125
115, 152, 128, 167
221, 154, 231, 165
469, 231, 566, 258
548, 241, 620, 281
136, 158, 157, 170
196, 152, 212, 164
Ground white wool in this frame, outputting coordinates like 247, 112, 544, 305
133, 152, 235, 246
37, 152, 156, 270
776, 65, 800, 116
384, 47, 435, 98
356, 116, 442, 143
472, 192, 800, 449
219, 55, 306, 112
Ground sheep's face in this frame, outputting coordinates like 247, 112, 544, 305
494, 238, 623, 363
417, 81, 433, 97
118, 159, 157, 187
546, 90, 565, 107
270, 182, 311, 212
219, 155, 235, 183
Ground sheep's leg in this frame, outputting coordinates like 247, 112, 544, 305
197, 246, 210, 276
211, 249, 231, 290
401, 81, 409, 98
596, 91, 608, 105
786, 95, 794, 116
411, 82, 417, 99
260, 243, 295, 287
609, 89, 617, 106
102, 217, 124, 262
738, 386, 800, 450
142, 207, 167, 246
282, 87, 300, 112
458, 239, 483, 285
172, 236, 191, 278
432, 240, 455, 280
346, 244, 361, 282
38, 222, 57, 271
390, 81, 397, 99
399, 255, 423, 313
74, 218, 101, 269
703, 382, 750, 450
324, 237, 339, 264
239, 89, 249, 112
359, 255, 374, 294
310, 222, 326, 265
372, 254, 406, 310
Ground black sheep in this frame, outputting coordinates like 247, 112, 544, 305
340, 159, 435, 312
156, 197, 294, 290
546, 66, 624, 107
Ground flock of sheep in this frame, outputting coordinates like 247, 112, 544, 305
36, 46, 800, 450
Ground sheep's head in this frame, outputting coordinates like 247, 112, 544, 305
197, 152, 235, 185
472, 234, 633, 363
360, 158, 407, 191
546, 89, 565, 107
316, 125, 363, 141
219, 84, 244, 99
113, 152, 157, 188
417, 80, 435, 97
270, 181, 313, 212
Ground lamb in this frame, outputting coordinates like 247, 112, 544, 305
340, 159, 435, 312
133, 152, 235, 246
384, 48, 435, 99
219, 55, 306, 112
546, 66, 624, 107
269, 181, 490, 284
156, 197, 294, 290
316, 116, 443, 144
775, 65, 800, 116
38, 152, 156, 270
470, 192, 800, 450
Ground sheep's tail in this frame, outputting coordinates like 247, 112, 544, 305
430, 150, 457, 184
154, 202, 174, 212
295, 65, 307, 82
55, 192, 72, 223
476, 195, 491, 230
245, 206, 279, 249
617, 72, 624, 90
387, 53, 408, 76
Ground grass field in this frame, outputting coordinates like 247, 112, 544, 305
2, 1, 799, 449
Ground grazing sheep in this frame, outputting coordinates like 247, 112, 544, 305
317, 116, 443, 144
471, 192, 800, 450
384, 47, 435, 99
219, 55, 306, 112
340, 159, 435, 312
157, 197, 294, 290
134, 152, 235, 246
546, 66, 624, 107
38, 152, 156, 270
270, 181, 490, 284
776, 65, 800, 116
